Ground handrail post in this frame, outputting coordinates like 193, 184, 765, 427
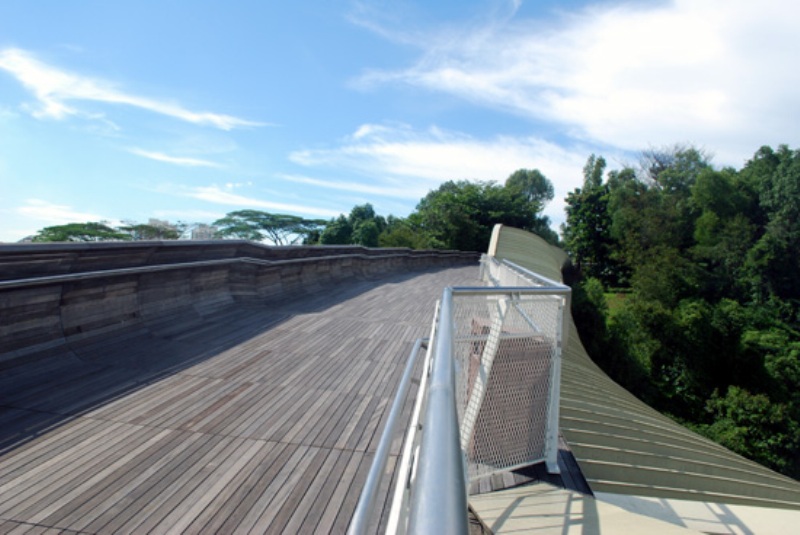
408, 288, 469, 535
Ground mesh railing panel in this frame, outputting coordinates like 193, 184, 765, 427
452, 291, 562, 481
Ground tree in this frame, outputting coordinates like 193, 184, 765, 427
347, 203, 386, 247
319, 215, 353, 245
118, 223, 180, 240
31, 222, 132, 242
583, 154, 606, 189
318, 203, 388, 246
750, 146, 800, 300
690, 169, 759, 300
378, 216, 433, 249
505, 168, 554, 207
697, 386, 799, 477
415, 180, 539, 251
213, 210, 325, 245
563, 155, 616, 283
414, 171, 556, 252
352, 220, 380, 247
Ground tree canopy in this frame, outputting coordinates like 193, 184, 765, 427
213, 210, 326, 245
318, 203, 386, 247
413, 169, 557, 251
31, 222, 132, 242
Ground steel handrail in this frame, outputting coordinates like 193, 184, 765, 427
348, 338, 429, 535
407, 288, 469, 535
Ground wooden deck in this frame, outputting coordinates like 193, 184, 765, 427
0, 265, 480, 534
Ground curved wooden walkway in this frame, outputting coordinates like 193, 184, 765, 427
0, 265, 479, 534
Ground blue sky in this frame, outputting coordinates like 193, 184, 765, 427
1, 0, 798, 242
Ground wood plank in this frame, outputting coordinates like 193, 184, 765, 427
256, 446, 334, 532
74, 432, 219, 533
20, 428, 172, 524
208, 441, 296, 533
233, 443, 313, 533
42, 429, 195, 530
94, 434, 231, 534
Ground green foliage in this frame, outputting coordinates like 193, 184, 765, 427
318, 204, 389, 247
563, 144, 800, 478
319, 215, 353, 245
563, 155, 617, 284
695, 387, 800, 478
505, 168, 554, 206
118, 223, 180, 240
214, 210, 325, 245
415, 171, 556, 251
31, 222, 132, 242
378, 216, 433, 249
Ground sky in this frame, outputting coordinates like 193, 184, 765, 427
1, 0, 798, 243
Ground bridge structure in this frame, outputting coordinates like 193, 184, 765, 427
0, 241, 477, 533
2, 231, 800, 534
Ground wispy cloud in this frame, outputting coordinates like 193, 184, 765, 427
151, 209, 226, 222
290, 123, 590, 226
174, 184, 341, 219
16, 198, 108, 225
280, 173, 427, 200
0, 48, 263, 130
128, 148, 222, 168
0, 198, 115, 241
355, 0, 800, 165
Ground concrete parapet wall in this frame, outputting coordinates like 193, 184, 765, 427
0, 241, 463, 281
0, 242, 478, 370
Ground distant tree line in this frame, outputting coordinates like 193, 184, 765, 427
30, 220, 184, 242
27, 168, 558, 252
562, 144, 800, 478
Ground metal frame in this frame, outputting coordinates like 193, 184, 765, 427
350, 255, 571, 534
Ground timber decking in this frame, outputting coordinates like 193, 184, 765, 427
0, 265, 480, 534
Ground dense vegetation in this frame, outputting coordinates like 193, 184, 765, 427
24, 147, 800, 479
563, 145, 800, 478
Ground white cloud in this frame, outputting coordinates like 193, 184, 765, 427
128, 148, 222, 168
280, 173, 426, 200
0, 48, 263, 130
0, 199, 115, 242
17, 198, 107, 225
290, 123, 592, 227
151, 209, 226, 222
356, 0, 800, 166
175, 185, 341, 219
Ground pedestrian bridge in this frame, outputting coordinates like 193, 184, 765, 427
2, 231, 800, 534
0, 242, 476, 533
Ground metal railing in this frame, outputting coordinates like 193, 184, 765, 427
348, 338, 430, 535
350, 255, 570, 534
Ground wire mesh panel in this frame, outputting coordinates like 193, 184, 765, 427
452, 290, 563, 481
